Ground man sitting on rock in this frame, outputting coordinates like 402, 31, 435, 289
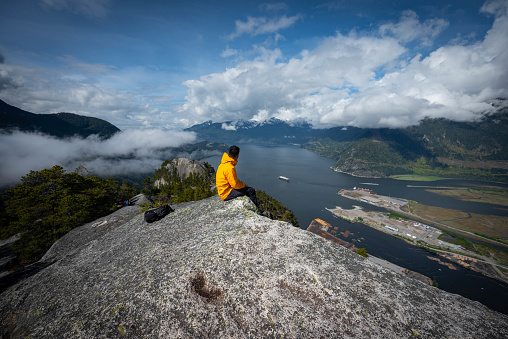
216, 145, 258, 208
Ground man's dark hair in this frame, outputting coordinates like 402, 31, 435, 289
228, 145, 240, 158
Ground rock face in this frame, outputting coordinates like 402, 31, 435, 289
154, 158, 213, 188
1, 196, 507, 338
332, 158, 385, 178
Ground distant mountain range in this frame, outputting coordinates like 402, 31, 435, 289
185, 118, 321, 145
0, 99, 120, 139
186, 110, 508, 182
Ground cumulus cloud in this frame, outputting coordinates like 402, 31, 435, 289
181, 5, 508, 128
180, 34, 406, 125
40, 0, 112, 18
0, 57, 186, 129
379, 10, 449, 46
0, 129, 196, 187
481, 0, 508, 17
221, 46, 238, 58
228, 15, 302, 39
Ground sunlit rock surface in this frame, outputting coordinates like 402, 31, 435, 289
1, 196, 507, 338
154, 158, 212, 188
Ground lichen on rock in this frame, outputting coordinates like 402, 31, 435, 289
0, 195, 507, 338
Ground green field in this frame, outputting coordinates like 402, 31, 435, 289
426, 187, 508, 207
409, 201, 508, 243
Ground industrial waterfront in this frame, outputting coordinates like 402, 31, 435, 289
307, 218, 433, 286
330, 188, 508, 284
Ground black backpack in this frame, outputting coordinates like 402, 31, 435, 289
144, 204, 174, 223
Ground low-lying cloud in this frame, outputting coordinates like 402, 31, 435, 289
0, 129, 196, 188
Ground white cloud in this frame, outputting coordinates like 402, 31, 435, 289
228, 15, 302, 39
379, 10, 449, 46
0, 58, 189, 130
181, 5, 508, 129
0, 129, 196, 187
481, 0, 508, 17
180, 34, 406, 126
40, 0, 112, 18
0, 64, 140, 126
260, 3, 288, 12
221, 46, 238, 58
221, 122, 237, 131
2, 2, 506, 133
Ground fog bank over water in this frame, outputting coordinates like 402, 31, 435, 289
0, 129, 196, 187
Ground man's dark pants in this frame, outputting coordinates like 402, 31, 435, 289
224, 186, 258, 207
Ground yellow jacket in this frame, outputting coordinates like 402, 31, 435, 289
216, 152, 246, 200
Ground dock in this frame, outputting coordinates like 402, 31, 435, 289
326, 204, 442, 247
308, 219, 358, 252
334, 188, 508, 284
307, 218, 433, 285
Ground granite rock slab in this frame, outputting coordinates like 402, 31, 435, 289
0, 196, 507, 338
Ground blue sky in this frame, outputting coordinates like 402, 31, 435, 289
0, 0, 507, 131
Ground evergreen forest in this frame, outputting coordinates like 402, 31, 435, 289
0, 166, 136, 265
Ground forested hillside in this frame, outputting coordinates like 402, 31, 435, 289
304, 108, 508, 181
186, 107, 508, 181
406, 110, 508, 161
151, 159, 217, 204
0, 166, 136, 265
0, 99, 120, 139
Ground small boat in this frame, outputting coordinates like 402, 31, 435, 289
278, 176, 290, 182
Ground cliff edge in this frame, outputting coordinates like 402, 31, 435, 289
0, 196, 507, 338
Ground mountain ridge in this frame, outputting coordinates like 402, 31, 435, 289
185, 118, 321, 145
187, 111, 508, 181
0, 99, 120, 139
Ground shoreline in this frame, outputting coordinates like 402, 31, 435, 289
331, 189, 508, 285
307, 218, 434, 286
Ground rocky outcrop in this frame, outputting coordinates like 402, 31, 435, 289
1, 196, 507, 338
154, 158, 213, 188
332, 158, 385, 178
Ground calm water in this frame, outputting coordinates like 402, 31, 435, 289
203, 144, 508, 315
